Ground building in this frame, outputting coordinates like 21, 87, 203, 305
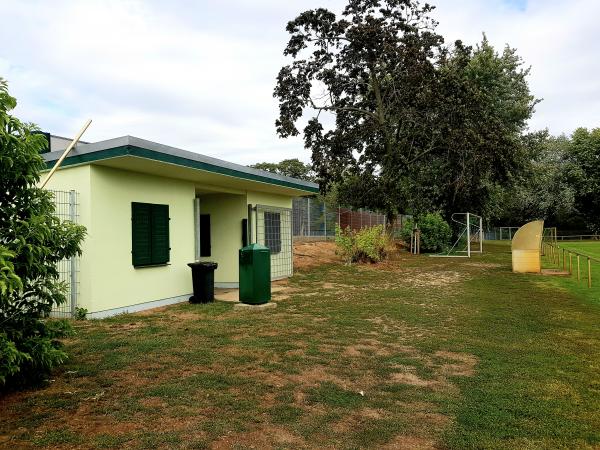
42, 135, 318, 318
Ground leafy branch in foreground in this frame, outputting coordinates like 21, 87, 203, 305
0, 78, 86, 388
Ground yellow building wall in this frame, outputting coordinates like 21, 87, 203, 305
43, 166, 300, 314
197, 193, 247, 285
88, 166, 196, 313
247, 191, 293, 209
42, 165, 93, 312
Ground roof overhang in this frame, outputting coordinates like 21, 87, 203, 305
42, 136, 319, 196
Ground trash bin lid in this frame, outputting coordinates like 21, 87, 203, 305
188, 261, 218, 269
240, 243, 269, 253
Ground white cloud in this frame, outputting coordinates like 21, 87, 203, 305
1, 0, 598, 165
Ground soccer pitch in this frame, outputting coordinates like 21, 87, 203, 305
559, 240, 600, 259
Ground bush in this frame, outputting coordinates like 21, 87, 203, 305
0, 78, 86, 388
335, 224, 389, 263
401, 213, 452, 253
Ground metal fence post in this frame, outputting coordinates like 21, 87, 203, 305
69, 190, 77, 317
307, 197, 311, 237
323, 203, 327, 238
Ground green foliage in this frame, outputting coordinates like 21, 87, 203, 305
0, 78, 86, 388
0, 332, 30, 385
402, 213, 451, 253
334, 224, 356, 264
335, 224, 389, 263
567, 127, 600, 233
250, 158, 315, 181
274, 2, 537, 221
492, 130, 576, 227
0, 246, 22, 295
74, 307, 88, 321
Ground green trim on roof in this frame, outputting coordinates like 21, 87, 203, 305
45, 145, 319, 193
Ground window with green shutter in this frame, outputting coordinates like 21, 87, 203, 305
131, 202, 170, 267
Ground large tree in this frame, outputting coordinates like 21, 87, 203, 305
494, 131, 576, 227
274, 0, 537, 220
250, 158, 315, 181
0, 78, 86, 387
567, 127, 600, 233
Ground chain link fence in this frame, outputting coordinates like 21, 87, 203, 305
49, 190, 80, 318
292, 197, 409, 239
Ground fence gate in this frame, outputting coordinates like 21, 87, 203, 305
255, 204, 293, 279
50, 190, 80, 318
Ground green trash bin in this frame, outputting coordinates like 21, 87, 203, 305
239, 244, 271, 304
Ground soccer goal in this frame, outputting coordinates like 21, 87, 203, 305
431, 212, 483, 258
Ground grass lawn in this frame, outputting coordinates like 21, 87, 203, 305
1, 242, 599, 449
543, 240, 600, 304
559, 240, 600, 260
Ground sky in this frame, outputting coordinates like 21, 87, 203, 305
1, 0, 598, 165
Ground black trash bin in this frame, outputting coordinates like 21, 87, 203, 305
188, 262, 218, 303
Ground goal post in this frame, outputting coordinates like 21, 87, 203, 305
430, 212, 484, 258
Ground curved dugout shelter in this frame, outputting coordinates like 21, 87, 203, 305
511, 220, 544, 273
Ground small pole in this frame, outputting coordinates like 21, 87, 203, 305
307, 197, 311, 237
569, 253, 572, 274
588, 258, 592, 288
563, 249, 566, 271
479, 216, 483, 253
323, 203, 327, 238
577, 255, 580, 282
467, 212, 471, 257
41, 119, 92, 188
69, 190, 77, 317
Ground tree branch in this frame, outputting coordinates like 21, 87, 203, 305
309, 97, 379, 121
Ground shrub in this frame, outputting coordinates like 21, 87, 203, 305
401, 213, 452, 253
335, 224, 389, 263
0, 78, 86, 388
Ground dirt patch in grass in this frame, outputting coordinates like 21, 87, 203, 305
139, 396, 168, 408
463, 261, 504, 269
210, 425, 304, 449
294, 241, 339, 269
434, 351, 478, 377
405, 270, 466, 288
382, 435, 436, 449
331, 407, 384, 433
107, 321, 146, 332
290, 366, 355, 389
343, 343, 392, 357
390, 372, 448, 391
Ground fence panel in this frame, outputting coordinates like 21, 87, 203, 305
292, 197, 409, 239
256, 204, 293, 279
49, 190, 80, 318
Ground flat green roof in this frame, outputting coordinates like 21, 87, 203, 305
43, 136, 319, 194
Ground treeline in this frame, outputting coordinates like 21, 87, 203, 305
493, 128, 600, 233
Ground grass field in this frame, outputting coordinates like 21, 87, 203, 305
542, 240, 600, 304
1, 242, 599, 449
559, 240, 600, 260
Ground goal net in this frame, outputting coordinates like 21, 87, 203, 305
431, 212, 483, 258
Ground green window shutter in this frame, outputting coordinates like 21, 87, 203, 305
151, 204, 170, 264
132, 202, 152, 266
